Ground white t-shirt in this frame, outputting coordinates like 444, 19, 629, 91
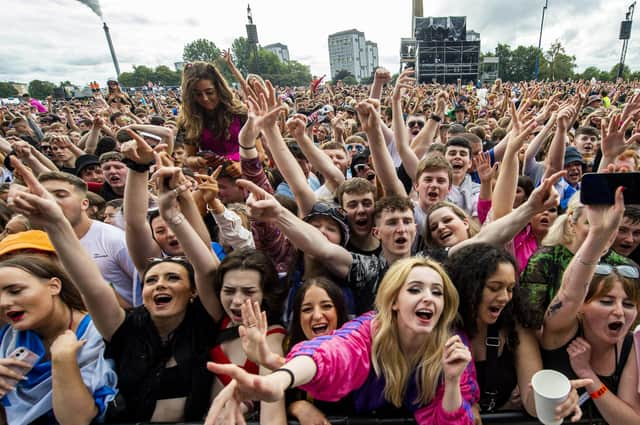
80, 220, 136, 306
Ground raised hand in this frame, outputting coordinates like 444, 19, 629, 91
600, 112, 640, 160
6, 157, 66, 228
442, 335, 471, 383
50, 330, 86, 359
474, 151, 497, 184
245, 80, 285, 131
152, 166, 190, 221
286, 114, 308, 141
238, 300, 283, 370
525, 170, 564, 214
120, 128, 155, 164
237, 179, 283, 223
391, 68, 415, 103
195, 166, 223, 204
584, 185, 625, 238
355, 100, 382, 133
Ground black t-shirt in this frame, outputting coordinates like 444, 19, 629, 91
104, 299, 217, 422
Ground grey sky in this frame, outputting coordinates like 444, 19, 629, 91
1, 0, 638, 86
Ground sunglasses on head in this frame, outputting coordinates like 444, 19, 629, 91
407, 120, 425, 129
346, 144, 365, 153
148, 256, 190, 266
309, 202, 346, 218
595, 264, 639, 279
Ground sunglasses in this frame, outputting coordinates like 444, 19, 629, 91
309, 202, 346, 218
346, 144, 365, 153
148, 256, 190, 266
595, 264, 639, 279
407, 120, 425, 129
353, 163, 370, 174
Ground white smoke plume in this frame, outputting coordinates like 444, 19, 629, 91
76, 0, 103, 19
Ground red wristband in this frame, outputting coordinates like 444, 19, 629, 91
590, 384, 608, 399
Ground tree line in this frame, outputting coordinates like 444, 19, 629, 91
486, 40, 640, 82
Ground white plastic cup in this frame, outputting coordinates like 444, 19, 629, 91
531, 369, 571, 425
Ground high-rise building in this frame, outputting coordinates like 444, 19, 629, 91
263, 43, 290, 62
328, 29, 378, 81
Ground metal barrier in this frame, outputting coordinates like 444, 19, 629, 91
114, 411, 608, 424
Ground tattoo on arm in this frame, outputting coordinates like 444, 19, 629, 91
546, 299, 563, 317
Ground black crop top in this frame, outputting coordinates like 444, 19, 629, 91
542, 330, 633, 422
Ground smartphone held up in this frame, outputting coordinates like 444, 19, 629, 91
580, 172, 640, 205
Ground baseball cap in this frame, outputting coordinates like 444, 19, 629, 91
0, 230, 56, 257
303, 201, 350, 246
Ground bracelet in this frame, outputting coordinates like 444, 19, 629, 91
590, 384, 608, 399
273, 368, 295, 390
239, 144, 256, 150
168, 213, 185, 226
429, 113, 442, 122
122, 158, 153, 172
576, 254, 599, 266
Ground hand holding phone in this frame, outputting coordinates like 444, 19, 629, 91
0, 347, 39, 396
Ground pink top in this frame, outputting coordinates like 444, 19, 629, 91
199, 116, 242, 161
29, 99, 47, 113
477, 199, 537, 272
287, 312, 479, 425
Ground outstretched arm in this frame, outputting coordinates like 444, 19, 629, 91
7, 158, 125, 341
451, 171, 564, 255
392, 69, 419, 186
239, 179, 352, 279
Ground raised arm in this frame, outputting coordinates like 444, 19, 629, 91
238, 179, 352, 279
411, 91, 446, 160
492, 103, 537, 220
249, 81, 316, 216
121, 130, 162, 272
543, 105, 575, 179
287, 114, 345, 194
7, 158, 125, 341
523, 111, 557, 176
391, 69, 419, 186
122, 123, 175, 154
451, 171, 564, 255
357, 100, 405, 197
154, 167, 223, 322
598, 112, 640, 172
222, 49, 256, 100
369, 68, 391, 100
542, 187, 625, 344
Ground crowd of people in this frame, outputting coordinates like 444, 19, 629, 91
0, 53, 639, 425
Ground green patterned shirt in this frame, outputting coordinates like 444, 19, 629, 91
518, 244, 634, 328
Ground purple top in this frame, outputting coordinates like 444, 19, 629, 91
199, 116, 242, 161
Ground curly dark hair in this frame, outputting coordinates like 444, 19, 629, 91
444, 243, 520, 349
288, 277, 349, 348
213, 248, 286, 324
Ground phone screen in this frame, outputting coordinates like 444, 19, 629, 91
580, 173, 640, 205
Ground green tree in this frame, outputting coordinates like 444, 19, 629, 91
183, 38, 221, 63
579, 66, 602, 81
493, 43, 513, 81
610, 64, 631, 81
343, 75, 358, 85
510, 45, 543, 81
154, 65, 181, 86
27, 80, 56, 99
231, 37, 253, 76
630, 70, 640, 81
334, 69, 355, 82
540, 40, 576, 81
0, 82, 18, 98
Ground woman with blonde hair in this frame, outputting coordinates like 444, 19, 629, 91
204, 257, 479, 425
177, 61, 247, 160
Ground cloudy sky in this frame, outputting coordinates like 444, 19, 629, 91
2, 0, 639, 86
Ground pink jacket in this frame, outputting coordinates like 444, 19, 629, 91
287, 312, 479, 424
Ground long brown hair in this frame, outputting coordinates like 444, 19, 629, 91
0, 254, 85, 311
177, 61, 246, 142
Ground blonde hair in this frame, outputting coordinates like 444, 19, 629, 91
542, 192, 584, 247
372, 257, 459, 407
